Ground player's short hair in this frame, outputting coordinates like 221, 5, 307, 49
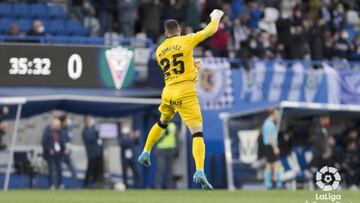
320, 114, 329, 119
164, 19, 180, 35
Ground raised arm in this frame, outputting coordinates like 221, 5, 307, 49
190, 9, 224, 47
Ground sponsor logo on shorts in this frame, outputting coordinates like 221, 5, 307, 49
170, 100, 182, 106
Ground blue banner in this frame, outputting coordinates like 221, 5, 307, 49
239, 61, 341, 104
340, 70, 360, 104
196, 58, 234, 110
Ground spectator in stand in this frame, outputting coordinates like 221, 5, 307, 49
351, 34, 360, 61
27, 20, 45, 36
0, 106, 9, 151
139, 0, 160, 41
232, 17, 250, 51
221, 14, 233, 33
259, 31, 276, 59
323, 30, 335, 59
248, 1, 263, 30
270, 34, 284, 59
209, 20, 229, 57
289, 25, 307, 59
235, 18, 252, 71
184, 0, 200, 30
42, 118, 65, 189
7, 23, 24, 36
84, 8, 101, 36
320, 1, 331, 24
93, 0, 114, 35
117, 0, 137, 37
331, 2, 346, 30
82, 115, 103, 188
161, 0, 185, 22
333, 30, 353, 59
231, 0, 243, 20
308, 0, 321, 22
276, 11, 292, 59
71, 0, 85, 20
309, 18, 326, 62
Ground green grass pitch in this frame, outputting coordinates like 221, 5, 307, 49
0, 190, 358, 203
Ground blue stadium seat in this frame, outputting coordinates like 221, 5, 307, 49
86, 37, 104, 45
41, 19, 50, 33
81, 27, 90, 36
0, 3, 14, 18
66, 20, 87, 36
68, 36, 86, 44
13, 3, 31, 19
0, 18, 13, 34
48, 6, 67, 19
30, 4, 48, 19
47, 36, 69, 44
17, 19, 33, 33
49, 19, 66, 35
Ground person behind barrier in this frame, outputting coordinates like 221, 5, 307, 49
42, 118, 65, 189
82, 115, 104, 187
59, 114, 77, 187
118, 120, 140, 188
155, 122, 178, 189
0, 106, 9, 151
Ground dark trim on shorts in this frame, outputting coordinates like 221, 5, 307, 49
192, 132, 203, 138
157, 121, 168, 129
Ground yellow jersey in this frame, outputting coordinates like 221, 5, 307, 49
155, 18, 220, 86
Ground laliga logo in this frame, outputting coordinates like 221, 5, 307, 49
316, 166, 341, 191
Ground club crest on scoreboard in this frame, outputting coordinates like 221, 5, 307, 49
105, 46, 134, 89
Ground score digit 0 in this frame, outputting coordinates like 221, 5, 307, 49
67, 54, 83, 80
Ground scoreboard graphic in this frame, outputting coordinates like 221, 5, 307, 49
0, 43, 135, 89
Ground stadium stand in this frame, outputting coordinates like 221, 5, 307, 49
0, 2, 89, 40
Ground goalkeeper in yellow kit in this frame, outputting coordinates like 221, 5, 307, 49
138, 9, 224, 190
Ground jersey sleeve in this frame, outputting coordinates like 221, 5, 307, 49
188, 18, 220, 47
262, 122, 270, 137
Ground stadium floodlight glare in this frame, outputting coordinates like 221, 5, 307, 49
0, 97, 26, 191
220, 101, 360, 190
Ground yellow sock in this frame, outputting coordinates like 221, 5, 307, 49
143, 122, 165, 153
192, 137, 205, 170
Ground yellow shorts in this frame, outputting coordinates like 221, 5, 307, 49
159, 81, 202, 129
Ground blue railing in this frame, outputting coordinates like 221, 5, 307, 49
0, 35, 154, 49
